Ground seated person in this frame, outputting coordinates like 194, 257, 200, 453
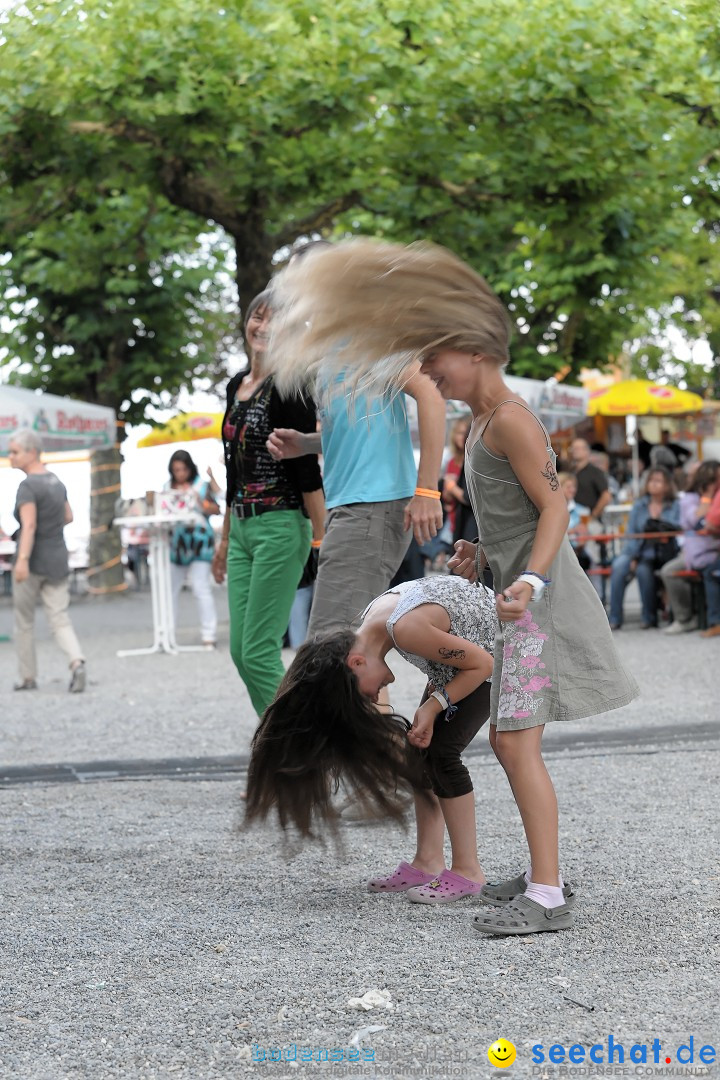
608, 467, 680, 630
660, 460, 720, 634
699, 478, 720, 638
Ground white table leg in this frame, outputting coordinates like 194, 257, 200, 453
118, 528, 178, 656
118, 525, 211, 657
155, 534, 208, 653
156, 529, 178, 653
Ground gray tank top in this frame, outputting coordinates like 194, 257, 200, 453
465, 399, 556, 546
366, 575, 496, 690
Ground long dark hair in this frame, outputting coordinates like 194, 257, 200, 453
168, 449, 199, 486
245, 630, 426, 837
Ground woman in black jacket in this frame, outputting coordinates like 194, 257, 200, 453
212, 290, 324, 716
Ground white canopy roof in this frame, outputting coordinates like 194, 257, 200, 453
447, 376, 589, 434
0, 385, 116, 454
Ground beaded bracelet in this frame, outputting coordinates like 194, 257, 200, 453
430, 687, 459, 722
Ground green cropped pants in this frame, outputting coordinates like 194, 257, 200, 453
227, 509, 311, 716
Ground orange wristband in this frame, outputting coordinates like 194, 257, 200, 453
415, 487, 442, 499
311, 539, 323, 549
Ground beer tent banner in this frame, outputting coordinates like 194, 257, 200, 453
0, 385, 115, 454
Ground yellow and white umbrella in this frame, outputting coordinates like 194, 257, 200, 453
587, 379, 704, 417
587, 379, 705, 495
137, 412, 223, 448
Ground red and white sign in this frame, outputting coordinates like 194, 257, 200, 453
0, 385, 115, 454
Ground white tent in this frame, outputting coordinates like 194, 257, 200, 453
505, 375, 589, 435
0, 385, 115, 454
446, 376, 589, 434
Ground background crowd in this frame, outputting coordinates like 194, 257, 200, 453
5, 262, 720, 705
6, 395, 720, 700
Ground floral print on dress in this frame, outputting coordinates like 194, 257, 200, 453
497, 609, 552, 720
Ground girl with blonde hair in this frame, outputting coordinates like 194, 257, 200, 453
266, 239, 639, 936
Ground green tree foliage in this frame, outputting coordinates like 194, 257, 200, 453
333, 0, 720, 378
1, 0, 719, 404
0, 184, 237, 424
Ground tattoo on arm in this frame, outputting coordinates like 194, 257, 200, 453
541, 462, 559, 491
438, 647, 466, 660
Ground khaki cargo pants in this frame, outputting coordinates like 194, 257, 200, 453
13, 572, 84, 683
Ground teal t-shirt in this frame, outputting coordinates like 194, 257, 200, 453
320, 384, 417, 510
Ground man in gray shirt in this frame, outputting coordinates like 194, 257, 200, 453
9, 428, 86, 692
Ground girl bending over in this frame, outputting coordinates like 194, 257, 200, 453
246, 575, 495, 905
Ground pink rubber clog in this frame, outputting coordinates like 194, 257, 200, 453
406, 869, 486, 904
367, 861, 440, 893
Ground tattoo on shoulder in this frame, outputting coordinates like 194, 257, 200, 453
438, 647, 466, 660
541, 462, 559, 491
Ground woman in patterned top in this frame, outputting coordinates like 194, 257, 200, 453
166, 449, 220, 649
246, 574, 496, 904
211, 291, 325, 716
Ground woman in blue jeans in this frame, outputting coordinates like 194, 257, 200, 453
608, 467, 681, 630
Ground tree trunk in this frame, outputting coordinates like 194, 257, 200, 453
87, 445, 126, 595
708, 327, 720, 400
234, 211, 274, 319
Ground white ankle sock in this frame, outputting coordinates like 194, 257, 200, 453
525, 867, 564, 888
525, 881, 565, 908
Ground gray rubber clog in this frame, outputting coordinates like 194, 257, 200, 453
472, 894, 574, 936
477, 872, 576, 907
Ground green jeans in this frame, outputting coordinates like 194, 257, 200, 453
227, 509, 311, 716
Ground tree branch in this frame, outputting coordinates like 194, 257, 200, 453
69, 119, 164, 146
69, 119, 249, 233
661, 94, 718, 128
271, 192, 362, 247
418, 174, 505, 205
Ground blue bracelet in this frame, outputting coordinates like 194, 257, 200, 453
435, 686, 458, 722
520, 569, 552, 585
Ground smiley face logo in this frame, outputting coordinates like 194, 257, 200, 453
488, 1039, 516, 1068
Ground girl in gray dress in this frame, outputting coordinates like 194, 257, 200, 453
266, 238, 640, 935
246, 575, 496, 905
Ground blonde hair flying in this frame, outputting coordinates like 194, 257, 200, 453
268, 238, 512, 398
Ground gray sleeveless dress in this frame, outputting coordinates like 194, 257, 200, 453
465, 401, 639, 730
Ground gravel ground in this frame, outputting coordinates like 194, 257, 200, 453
1, 582, 718, 763
0, 587, 718, 1080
